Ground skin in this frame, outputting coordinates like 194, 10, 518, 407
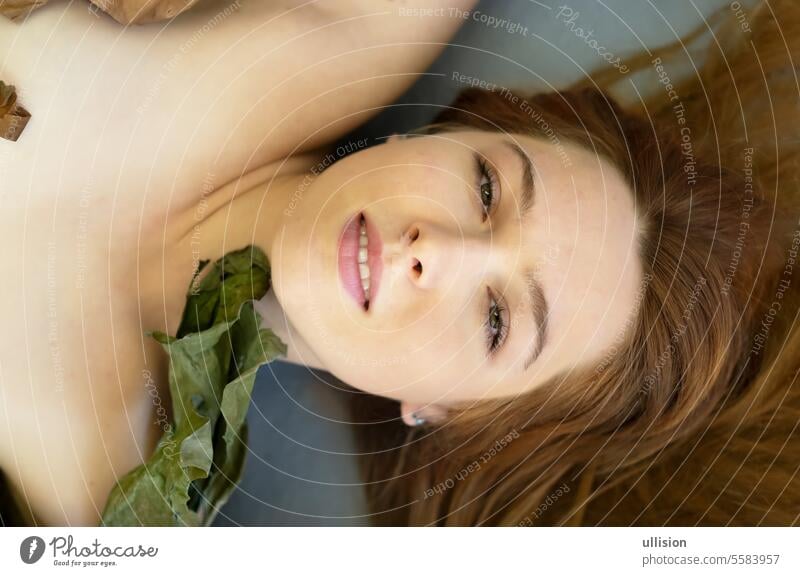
200, 130, 645, 426
2, 0, 644, 524
0, 0, 480, 525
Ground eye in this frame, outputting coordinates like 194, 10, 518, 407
475, 154, 500, 222
484, 287, 509, 356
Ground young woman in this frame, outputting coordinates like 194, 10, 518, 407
2, 0, 799, 527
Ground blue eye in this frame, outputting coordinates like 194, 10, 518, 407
475, 155, 499, 221
484, 288, 508, 356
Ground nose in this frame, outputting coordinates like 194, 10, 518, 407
402, 221, 491, 290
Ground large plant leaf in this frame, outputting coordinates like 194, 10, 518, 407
101, 245, 286, 526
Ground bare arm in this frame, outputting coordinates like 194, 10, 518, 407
1, 0, 477, 209
154, 0, 480, 193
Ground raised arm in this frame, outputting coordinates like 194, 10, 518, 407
164, 0, 480, 189
1, 0, 477, 208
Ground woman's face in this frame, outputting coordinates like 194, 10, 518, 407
270, 130, 643, 408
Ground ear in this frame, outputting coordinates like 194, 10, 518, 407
400, 401, 449, 426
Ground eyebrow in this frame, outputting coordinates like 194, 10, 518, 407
503, 139, 536, 222
523, 269, 548, 371
500, 138, 548, 371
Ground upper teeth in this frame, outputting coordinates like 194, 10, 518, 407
358, 218, 370, 300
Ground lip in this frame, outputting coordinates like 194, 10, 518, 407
337, 211, 383, 311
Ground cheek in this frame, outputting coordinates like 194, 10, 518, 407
366, 159, 470, 216
332, 319, 458, 398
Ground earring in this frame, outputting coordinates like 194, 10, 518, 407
411, 412, 426, 426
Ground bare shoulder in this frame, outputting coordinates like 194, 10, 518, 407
0, 348, 164, 526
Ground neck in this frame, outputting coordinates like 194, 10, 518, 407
192, 158, 328, 372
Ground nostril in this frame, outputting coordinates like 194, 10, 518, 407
408, 226, 420, 243
412, 258, 422, 277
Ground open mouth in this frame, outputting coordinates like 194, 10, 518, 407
338, 212, 383, 311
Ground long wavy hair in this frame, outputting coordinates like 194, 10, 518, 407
348, 0, 800, 526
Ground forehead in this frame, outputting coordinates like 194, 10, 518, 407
451, 129, 643, 388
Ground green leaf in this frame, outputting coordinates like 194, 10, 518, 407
215, 272, 269, 327
177, 245, 271, 338
101, 432, 182, 527
196, 421, 248, 525
180, 420, 214, 473
101, 245, 286, 526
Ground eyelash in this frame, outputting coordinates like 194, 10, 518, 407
473, 154, 507, 356
484, 287, 509, 356
475, 154, 500, 221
